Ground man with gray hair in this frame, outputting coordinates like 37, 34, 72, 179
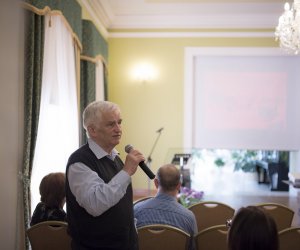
134, 164, 198, 250
66, 100, 144, 250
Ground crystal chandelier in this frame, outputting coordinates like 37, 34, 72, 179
275, 0, 300, 54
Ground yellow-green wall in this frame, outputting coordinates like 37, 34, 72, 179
77, 0, 280, 191
108, 36, 278, 190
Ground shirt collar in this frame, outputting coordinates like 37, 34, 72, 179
156, 192, 177, 202
88, 138, 119, 160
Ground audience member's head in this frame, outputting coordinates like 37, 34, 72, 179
227, 205, 278, 250
40, 172, 66, 209
155, 164, 181, 195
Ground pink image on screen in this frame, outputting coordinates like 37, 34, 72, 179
201, 72, 287, 130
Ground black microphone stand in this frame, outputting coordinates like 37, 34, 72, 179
146, 128, 163, 195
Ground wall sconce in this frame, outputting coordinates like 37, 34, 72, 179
132, 62, 157, 83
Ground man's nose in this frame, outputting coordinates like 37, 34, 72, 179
114, 123, 121, 130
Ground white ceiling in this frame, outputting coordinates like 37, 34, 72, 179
79, 0, 286, 37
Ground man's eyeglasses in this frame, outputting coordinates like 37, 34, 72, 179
226, 218, 232, 228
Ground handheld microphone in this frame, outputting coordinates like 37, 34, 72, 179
125, 144, 156, 179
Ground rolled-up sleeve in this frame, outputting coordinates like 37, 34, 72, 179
68, 162, 131, 217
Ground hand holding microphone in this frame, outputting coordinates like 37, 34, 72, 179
125, 144, 156, 179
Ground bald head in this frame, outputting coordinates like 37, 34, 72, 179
156, 164, 181, 192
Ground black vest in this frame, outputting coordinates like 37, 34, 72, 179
66, 144, 138, 250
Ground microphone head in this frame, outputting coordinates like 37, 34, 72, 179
125, 144, 133, 153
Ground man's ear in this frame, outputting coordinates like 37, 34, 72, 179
87, 125, 95, 136
154, 178, 159, 189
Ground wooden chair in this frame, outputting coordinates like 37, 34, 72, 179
254, 203, 294, 231
188, 201, 235, 232
195, 225, 228, 250
26, 221, 71, 250
278, 226, 300, 250
137, 224, 190, 250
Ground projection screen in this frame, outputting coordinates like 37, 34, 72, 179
184, 48, 300, 151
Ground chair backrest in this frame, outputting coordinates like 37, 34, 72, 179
254, 203, 294, 231
278, 227, 300, 250
137, 224, 190, 250
26, 221, 71, 250
195, 225, 228, 250
188, 201, 235, 232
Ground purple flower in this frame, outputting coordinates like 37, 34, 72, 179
177, 187, 204, 207
193, 191, 203, 199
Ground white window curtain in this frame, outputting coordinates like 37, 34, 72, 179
95, 60, 105, 101
30, 14, 79, 211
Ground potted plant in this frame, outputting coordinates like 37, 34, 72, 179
231, 150, 258, 172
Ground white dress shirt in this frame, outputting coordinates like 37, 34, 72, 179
68, 138, 131, 217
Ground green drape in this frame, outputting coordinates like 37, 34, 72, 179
103, 65, 108, 100
80, 20, 108, 145
24, 0, 82, 43
79, 60, 108, 145
80, 60, 96, 145
81, 20, 108, 61
22, 9, 44, 249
